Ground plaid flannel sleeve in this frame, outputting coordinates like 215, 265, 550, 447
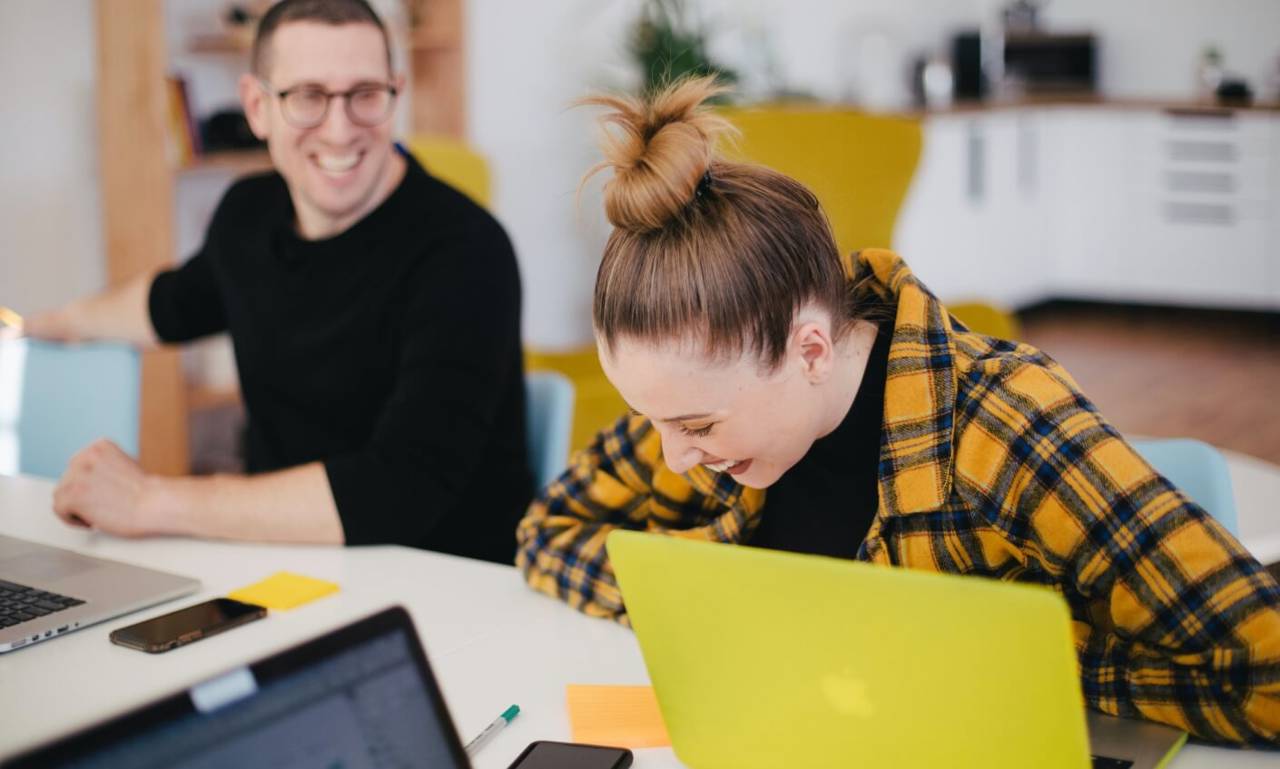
954, 359, 1280, 746
516, 413, 665, 623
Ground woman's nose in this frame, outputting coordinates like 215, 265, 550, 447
658, 428, 703, 474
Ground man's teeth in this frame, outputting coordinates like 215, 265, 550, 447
316, 153, 359, 172
704, 460, 740, 473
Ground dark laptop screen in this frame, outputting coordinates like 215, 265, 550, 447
11, 607, 471, 769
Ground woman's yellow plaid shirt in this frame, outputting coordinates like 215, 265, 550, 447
517, 249, 1280, 746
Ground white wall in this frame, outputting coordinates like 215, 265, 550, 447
466, 0, 641, 350
0, 0, 103, 316
1041, 0, 1280, 99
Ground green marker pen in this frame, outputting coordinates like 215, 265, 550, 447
464, 704, 520, 756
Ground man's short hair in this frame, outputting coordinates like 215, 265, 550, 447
251, 0, 392, 78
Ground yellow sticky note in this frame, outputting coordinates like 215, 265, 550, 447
227, 571, 339, 611
566, 684, 670, 748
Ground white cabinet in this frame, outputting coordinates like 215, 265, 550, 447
896, 114, 985, 299
979, 111, 1050, 307
1128, 109, 1273, 307
896, 110, 1047, 308
1042, 108, 1141, 300
897, 105, 1280, 311
1269, 116, 1280, 305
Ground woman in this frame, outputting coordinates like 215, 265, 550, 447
516, 77, 1280, 745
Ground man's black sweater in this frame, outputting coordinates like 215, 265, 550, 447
149, 150, 532, 563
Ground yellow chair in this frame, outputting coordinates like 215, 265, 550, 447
716, 105, 923, 254
404, 135, 492, 209
947, 301, 1022, 340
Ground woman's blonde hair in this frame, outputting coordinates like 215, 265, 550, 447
582, 76, 876, 370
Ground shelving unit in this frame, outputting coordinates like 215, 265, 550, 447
95, 0, 466, 474
96, 0, 189, 476
406, 0, 466, 138
185, 33, 256, 55
186, 384, 245, 411
178, 149, 273, 176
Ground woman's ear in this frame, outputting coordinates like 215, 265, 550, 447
792, 320, 835, 384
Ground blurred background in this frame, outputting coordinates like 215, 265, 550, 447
1, 0, 1277, 476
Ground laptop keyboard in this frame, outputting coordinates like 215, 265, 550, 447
0, 579, 85, 628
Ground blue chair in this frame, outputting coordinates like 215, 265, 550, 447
525, 370, 575, 489
0, 339, 139, 479
1131, 438, 1238, 536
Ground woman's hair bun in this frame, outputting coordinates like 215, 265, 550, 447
580, 76, 734, 233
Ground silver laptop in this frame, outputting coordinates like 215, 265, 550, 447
0, 534, 200, 652
1086, 711, 1188, 769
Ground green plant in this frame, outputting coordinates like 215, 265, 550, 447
630, 0, 737, 96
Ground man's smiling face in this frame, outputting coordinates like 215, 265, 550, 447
242, 21, 403, 239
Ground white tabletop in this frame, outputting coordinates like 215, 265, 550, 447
1228, 449, 1280, 567
1, 470, 1277, 768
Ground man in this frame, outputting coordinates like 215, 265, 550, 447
25, 0, 532, 563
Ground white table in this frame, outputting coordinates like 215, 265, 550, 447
1, 471, 1277, 768
1228, 449, 1280, 567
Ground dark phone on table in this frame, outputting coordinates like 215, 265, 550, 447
506, 740, 633, 769
109, 597, 266, 653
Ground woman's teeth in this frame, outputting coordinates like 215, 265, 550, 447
704, 459, 741, 473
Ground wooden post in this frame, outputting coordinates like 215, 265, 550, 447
408, 0, 466, 138
95, 0, 190, 475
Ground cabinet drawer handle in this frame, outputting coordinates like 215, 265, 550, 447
967, 122, 984, 203
1162, 108, 1237, 133
1166, 140, 1236, 163
1163, 202, 1233, 225
1165, 171, 1234, 194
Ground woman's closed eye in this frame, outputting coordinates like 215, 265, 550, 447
680, 423, 714, 437
626, 407, 715, 437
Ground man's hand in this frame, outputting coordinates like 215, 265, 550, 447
50, 445, 343, 544
22, 270, 161, 347
52, 439, 158, 537
23, 307, 84, 343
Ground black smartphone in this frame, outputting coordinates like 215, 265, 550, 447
506, 741, 632, 769
109, 597, 267, 653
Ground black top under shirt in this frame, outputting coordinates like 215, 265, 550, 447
748, 323, 892, 559
148, 148, 532, 563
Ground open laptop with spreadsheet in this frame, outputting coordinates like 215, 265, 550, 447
6, 606, 473, 769
0, 534, 199, 653
607, 530, 1187, 769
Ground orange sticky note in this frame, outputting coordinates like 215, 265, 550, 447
566, 684, 671, 748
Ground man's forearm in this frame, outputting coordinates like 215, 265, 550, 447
141, 462, 345, 545
26, 270, 160, 346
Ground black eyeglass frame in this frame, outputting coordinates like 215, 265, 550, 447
258, 79, 400, 129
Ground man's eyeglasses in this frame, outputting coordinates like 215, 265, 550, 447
259, 80, 398, 129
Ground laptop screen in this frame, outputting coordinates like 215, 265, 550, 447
11, 607, 471, 769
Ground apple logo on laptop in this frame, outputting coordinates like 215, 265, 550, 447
821, 669, 876, 718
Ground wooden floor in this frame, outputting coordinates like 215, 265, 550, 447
1018, 302, 1280, 466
